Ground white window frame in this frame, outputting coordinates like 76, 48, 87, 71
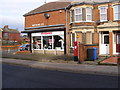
70, 32, 73, 47
113, 5, 120, 20
86, 7, 92, 22
99, 6, 108, 22
74, 8, 82, 22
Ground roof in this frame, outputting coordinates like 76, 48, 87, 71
2, 26, 20, 33
23, 2, 71, 16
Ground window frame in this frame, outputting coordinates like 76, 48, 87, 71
74, 8, 82, 22
113, 5, 120, 21
99, 6, 108, 22
86, 7, 92, 22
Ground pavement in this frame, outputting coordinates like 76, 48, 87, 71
100, 57, 118, 65
1, 58, 119, 76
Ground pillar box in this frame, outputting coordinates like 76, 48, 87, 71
74, 41, 78, 61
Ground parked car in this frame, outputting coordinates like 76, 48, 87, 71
19, 44, 30, 51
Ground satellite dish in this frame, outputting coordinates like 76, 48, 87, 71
44, 13, 50, 19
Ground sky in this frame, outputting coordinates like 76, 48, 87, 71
0, 0, 59, 35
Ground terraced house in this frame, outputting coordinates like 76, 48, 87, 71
22, 0, 120, 58
68, 0, 120, 56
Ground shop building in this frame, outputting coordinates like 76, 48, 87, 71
22, 2, 71, 54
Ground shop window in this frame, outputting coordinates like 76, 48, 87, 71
43, 36, 52, 49
33, 36, 41, 49
54, 35, 64, 50
99, 6, 108, 22
32, 31, 64, 50
113, 5, 120, 20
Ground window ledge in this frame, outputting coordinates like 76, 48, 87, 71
113, 20, 120, 22
70, 21, 94, 24
100, 20, 108, 22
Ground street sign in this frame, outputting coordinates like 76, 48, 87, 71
76, 34, 79, 38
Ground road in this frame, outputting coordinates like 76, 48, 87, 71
2, 63, 118, 88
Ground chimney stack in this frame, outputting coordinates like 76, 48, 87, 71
4, 25, 9, 29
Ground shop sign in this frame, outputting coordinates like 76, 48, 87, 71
32, 23, 44, 27
32, 31, 64, 36
41, 32, 52, 35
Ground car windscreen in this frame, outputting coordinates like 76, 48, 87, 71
20, 44, 26, 47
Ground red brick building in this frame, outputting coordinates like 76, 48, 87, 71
22, 2, 71, 54
68, 0, 120, 57
22, 0, 120, 57
2, 25, 20, 44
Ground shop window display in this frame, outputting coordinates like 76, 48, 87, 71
32, 31, 64, 51
33, 37, 41, 49
43, 36, 52, 49
54, 35, 64, 50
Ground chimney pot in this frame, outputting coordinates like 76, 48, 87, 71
4, 25, 8, 29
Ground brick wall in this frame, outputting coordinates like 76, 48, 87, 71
9, 33, 20, 42
25, 10, 66, 28
79, 43, 99, 62
3, 32, 20, 43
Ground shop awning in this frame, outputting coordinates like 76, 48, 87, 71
21, 27, 66, 33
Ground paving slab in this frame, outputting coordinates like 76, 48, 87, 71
100, 57, 118, 65
1, 58, 118, 76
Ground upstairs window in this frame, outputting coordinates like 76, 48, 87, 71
74, 8, 82, 22
113, 5, 120, 20
100, 7, 108, 22
86, 7, 92, 21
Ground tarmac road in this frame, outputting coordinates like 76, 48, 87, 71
2, 63, 118, 88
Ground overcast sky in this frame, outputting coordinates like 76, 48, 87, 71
0, 0, 58, 34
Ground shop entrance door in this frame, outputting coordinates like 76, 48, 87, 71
116, 34, 120, 53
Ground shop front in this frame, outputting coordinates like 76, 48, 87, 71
31, 31, 65, 55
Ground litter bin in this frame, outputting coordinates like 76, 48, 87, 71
87, 48, 98, 60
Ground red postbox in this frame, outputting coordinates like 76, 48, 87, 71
74, 41, 78, 61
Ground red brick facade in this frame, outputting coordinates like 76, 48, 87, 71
23, 1, 120, 58
2, 25, 20, 44
25, 10, 66, 28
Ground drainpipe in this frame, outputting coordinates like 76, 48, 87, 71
65, 7, 68, 54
